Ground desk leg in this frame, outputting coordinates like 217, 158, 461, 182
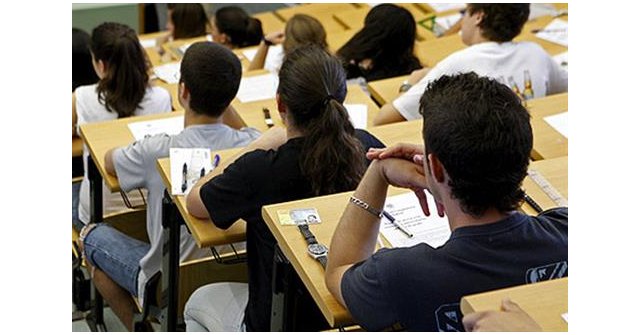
85, 155, 107, 331
161, 190, 181, 331
271, 245, 329, 331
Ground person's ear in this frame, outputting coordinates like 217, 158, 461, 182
428, 153, 446, 183
178, 82, 189, 109
472, 10, 484, 27
276, 93, 287, 122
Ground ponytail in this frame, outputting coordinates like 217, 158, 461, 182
300, 99, 365, 195
215, 6, 263, 48
93, 22, 149, 118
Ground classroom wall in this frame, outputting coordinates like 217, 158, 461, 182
72, 3, 140, 34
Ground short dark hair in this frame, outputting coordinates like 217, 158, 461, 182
468, 4, 530, 42
171, 3, 209, 40
180, 42, 241, 117
420, 72, 533, 217
72, 28, 99, 91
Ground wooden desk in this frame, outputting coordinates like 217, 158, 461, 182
522, 156, 568, 215
326, 29, 357, 54
517, 15, 568, 56
415, 34, 466, 67
230, 84, 380, 132
366, 75, 409, 106
274, 3, 356, 34
72, 137, 83, 157
527, 93, 568, 160
253, 11, 286, 34
152, 77, 181, 112
162, 36, 209, 61
368, 119, 423, 146
461, 277, 568, 332
155, 148, 247, 248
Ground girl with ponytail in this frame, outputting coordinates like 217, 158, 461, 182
184, 45, 384, 331
72, 22, 172, 231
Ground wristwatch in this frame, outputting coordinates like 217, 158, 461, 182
298, 224, 328, 269
399, 80, 412, 93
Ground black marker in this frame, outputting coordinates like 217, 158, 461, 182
200, 167, 206, 178
181, 162, 188, 193
523, 193, 543, 213
263, 107, 274, 128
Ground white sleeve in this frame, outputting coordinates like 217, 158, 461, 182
546, 56, 568, 94
392, 63, 450, 120
113, 135, 168, 192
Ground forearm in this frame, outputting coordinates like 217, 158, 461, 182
373, 102, 407, 126
104, 147, 118, 177
222, 105, 247, 130
247, 41, 269, 71
326, 160, 389, 305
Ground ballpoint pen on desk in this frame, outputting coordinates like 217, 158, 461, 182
181, 162, 188, 193
263, 107, 274, 128
200, 167, 205, 178
523, 193, 543, 214
213, 154, 221, 169
382, 210, 414, 238
531, 28, 567, 34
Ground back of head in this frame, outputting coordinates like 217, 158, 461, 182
91, 22, 149, 118
171, 3, 209, 40
277, 45, 365, 195
337, 4, 417, 66
72, 28, 99, 91
215, 6, 263, 48
419, 72, 533, 217
468, 4, 530, 42
180, 41, 242, 117
282, 14, 328, 55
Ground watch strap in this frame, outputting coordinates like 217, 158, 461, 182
298, 224, 318, 244
317, 255, 327, 269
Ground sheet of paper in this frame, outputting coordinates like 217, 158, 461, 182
380, 192, 451, 249
435, 12, 462, 31
153, 62, 181, 84
344, 104, 368, 130
242, 45, 284, 74
169, 148, 213, 195
562, 313, 568, 323
544, 111, 568, 138
553, 51, 568, 71
428, 3, 465, 13
528, 3, 558, 20
237, 73, 279, 103
127, 116, 184, 141
535, 18, 568, 47
140, 38, 156, 49
178, 43, 191, 55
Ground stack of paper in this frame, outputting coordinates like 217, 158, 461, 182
170, 148, 213, 195
535, 19, 568, 47
140, 38, 156, 49
428, 3, 465, 13
127, 116, 184, 141
344, 104, 368, 130
153, 62, 181, 84
543, 111, 568, 138
380, 192, 451, 249
237, 73, 279, 103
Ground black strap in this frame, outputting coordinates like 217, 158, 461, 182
317, 255, 327, 269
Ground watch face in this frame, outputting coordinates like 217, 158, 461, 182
307, 243, 328, 256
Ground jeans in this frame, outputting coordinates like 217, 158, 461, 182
83, 223, 150, 296
184, 282, 248, 332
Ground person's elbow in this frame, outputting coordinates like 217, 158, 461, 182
373, 103, 407, 126
324, 264, 348, 307
104, 148, 117, 177
186, 185, 210, 219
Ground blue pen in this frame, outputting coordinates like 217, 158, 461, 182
382, 210, 414, 238
213, 154, 221, 168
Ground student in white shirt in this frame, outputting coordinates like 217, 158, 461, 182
373, 4, 568, 126
79, 42, 260, 330
72, 22, 172, 231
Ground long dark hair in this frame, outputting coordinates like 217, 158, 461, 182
91, 22, 149, 118
215, 6, 263, 48
170, 3, 209, 40
337, 4, 420, 78
277, 45, 366, 195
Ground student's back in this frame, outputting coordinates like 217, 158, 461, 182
73, 22, 171, 228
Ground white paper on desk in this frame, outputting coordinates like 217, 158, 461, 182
237, 73, 279, 103
544, 111, 568, 138
128, 116, 184, 141
553, 51, 568, 71
529, 3, 558, 20
380, 192, 451, 249
170, 148, 213, 195
153, 62, 181, 84
140, 38, 156, 49
562, 312, 568, 323
428, 3, 465, 13
435, 12, 462, 31
535, 19, 568, 47
344, 104, 368, 130
242, 45, 284, 74
178, 43, 191, 55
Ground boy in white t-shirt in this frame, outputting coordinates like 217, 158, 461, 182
79, 42, 260, 330
373, 4, 568, 126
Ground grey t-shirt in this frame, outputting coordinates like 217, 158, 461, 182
113, 123, 261, 305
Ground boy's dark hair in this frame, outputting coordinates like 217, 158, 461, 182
419, 72, 533, 217
180, 42, 241, 117
72, 28, 99, 91
215, 6, 263, 48
468, 4, 530, 42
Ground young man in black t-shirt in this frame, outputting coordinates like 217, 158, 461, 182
325, 72, 568, 331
